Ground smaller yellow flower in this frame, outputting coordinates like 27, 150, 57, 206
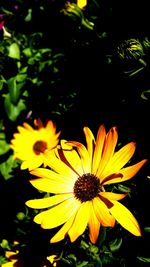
2, 251, 19, 267
46, 255, 59, 267
77, 0, 87, 9
10, 118, 60, 170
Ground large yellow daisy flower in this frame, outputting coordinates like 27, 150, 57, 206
10, 119, 60, 170
26, 125, 147, 244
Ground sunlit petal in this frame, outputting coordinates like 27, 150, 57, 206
57, 140, 83, 176
44, 151, 78, 178
97, 127, 118, 178
66, 141, 91, 173
88, 202, 100, 244
34, 197, 80, 229
103, 159, 147, 185
101, 142, 136, 179
68, 201, 91, 242
83, 127, 95, 165
21, 157, 43, 170
50, 213, 76, 243
30, 167, 75, 184
26, 193, 73, 209
110, 200, 141, 236
100, 191, 127, 201
30, 178, 74, 194
93, 197, 115, 227
92, 125, 106, 174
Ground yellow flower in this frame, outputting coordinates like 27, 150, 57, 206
2, 251, 19, 267
26, 125, 147, 244
10, 119, 60, 171
46, 255, 59, 267
77, 0, 87, 9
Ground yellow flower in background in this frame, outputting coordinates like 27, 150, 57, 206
46, 255, 59, 267
2, 251, 19, 267
77, 0, 87, 9
26, 125, 147, 244
10, 119, 60, 171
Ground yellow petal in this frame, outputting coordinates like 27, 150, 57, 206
103, 159, 147, 185
17, 125, 30, 133
92, 125, 106, 174
44, 151, 77, 178
23, 122, 34, 131
50, 213, 76, 243
66, 141, 91, 173
57, 141, 83, 176
100, 191, 127, 201
30, 178, 74, 194
34, 197, 80, 229
77, 0, 87, 9
21, 157, 43, 170
93, 197, 115, 227
101, 142, 136, 180
110, 200, 141, 236
26, 193, 73, 209
83, 127, 95, 165
68, 201, 91, 242
97, 127, 118, 177
88, 202, 100, 244
46, 120, 57, 133
30, 167, 75, 184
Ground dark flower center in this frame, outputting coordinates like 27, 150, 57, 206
73, 173, 103, 202
33, 140, 47, 155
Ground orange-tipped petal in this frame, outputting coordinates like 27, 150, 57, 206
92, 124, 106, 174
88, 202, 100, 244
101, 142, 136, 180
103, 159, 148, 185
97, 127, 118, 177
100, 191, 127, 201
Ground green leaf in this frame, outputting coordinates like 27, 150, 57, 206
141, 89, 150, 100
144, 227, 150, 232
0, 154, 19, 180
76, 261, 89, 267
22, 48, 32, 57
16, 73, 27, 82
97, 226, 106, 246
137, 257, 150, 263
7, 77, 20, 105
0, 75, 6, 91
109, 238, 122, 252
8, 43, 20, 60
24, 8, 32, 22
0, 139, 10, 156
4, 94, 26, 121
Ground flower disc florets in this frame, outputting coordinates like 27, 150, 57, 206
33, 140, 47, 155
74, 173, 102, 202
